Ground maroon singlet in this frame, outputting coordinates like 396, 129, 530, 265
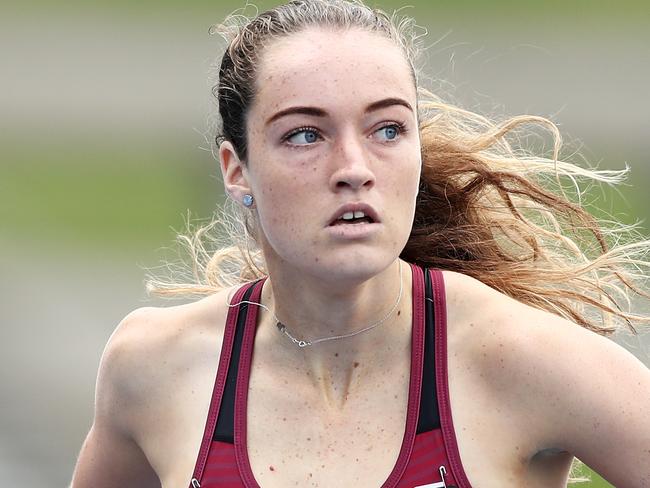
188, 264, 473, 488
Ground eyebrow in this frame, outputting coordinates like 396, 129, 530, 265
264, 97, 414, 126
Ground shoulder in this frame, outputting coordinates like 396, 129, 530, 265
95, 286, 238, 435
438, 269, 519, 353
440, 269, 645, 398
440, 268, 609, 361
442, 270, 650, 485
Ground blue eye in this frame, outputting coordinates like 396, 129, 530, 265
376, 124, 403, 141
286, 128, 320, 145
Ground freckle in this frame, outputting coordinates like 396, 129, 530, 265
321, 464, 325, 468
269, 465, 275, 471
499, 343, 503, 347
394, 394, 398, 399
283, 417, 287, 421
334, 352, 338, 357
307, 437, 311, 441
354, 361, 359, 368
397, 310, 401, 316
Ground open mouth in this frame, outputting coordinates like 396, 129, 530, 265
330, 211, 375, 226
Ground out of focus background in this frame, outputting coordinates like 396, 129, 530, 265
1, 1, 648, 486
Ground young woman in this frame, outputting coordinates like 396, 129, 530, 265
71, 1, 650, 487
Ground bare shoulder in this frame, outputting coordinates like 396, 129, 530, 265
440, 268, 632, 369
72, 286, 240, 487
442, 270, 650, 486
96, 286, 236, 437
438, 269, 519, 356
441, 268, 647, 403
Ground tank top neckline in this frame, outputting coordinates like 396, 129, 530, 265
188, 264, 474, 488
231, 263, 427, 488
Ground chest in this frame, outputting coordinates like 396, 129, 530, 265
244, 356, 412, 488
144, 361, 414, 488
141, 321, 570, 488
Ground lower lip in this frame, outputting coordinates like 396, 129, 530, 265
326, 222, 381, 239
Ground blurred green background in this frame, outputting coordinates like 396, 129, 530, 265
1, 1, 648, 486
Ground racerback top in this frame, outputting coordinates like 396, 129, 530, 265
188, 264, 473, 487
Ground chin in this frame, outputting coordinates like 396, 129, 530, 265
304, 248, 398, 284
260, 229, 407, 284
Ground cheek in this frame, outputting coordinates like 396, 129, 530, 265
255, 156, 321, 201
385, 153, 421, 200
253, 165, 320, 239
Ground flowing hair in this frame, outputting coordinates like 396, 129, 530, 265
146, 2, 649, 480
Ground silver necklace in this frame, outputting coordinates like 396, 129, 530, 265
227, 260, 404, 348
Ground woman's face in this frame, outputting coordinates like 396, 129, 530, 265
233, 27, 421, 282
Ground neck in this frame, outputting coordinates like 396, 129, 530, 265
254, 259, 413, 408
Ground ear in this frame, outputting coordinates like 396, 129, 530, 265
219, 141, 251, 204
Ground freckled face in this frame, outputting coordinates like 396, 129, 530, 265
244, 28, 421, 281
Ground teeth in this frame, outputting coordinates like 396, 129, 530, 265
337, 210, 370, 223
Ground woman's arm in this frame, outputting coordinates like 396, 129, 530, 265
486, 303, 650, 487
70, 309, 161, 488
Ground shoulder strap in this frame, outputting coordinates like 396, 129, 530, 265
432, 268, 473, 487
190, 280, 258, 484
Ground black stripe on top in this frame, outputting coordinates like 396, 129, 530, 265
417, 267, 441, 433
213, 282, 256, 443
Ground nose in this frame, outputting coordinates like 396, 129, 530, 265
329, 132, 376, 192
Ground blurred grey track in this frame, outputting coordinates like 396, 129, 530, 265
0, 249, 173, 487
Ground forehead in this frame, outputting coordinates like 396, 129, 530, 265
252, 27, 416, 115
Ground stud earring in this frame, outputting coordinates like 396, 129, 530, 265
242, 194, 254, 207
